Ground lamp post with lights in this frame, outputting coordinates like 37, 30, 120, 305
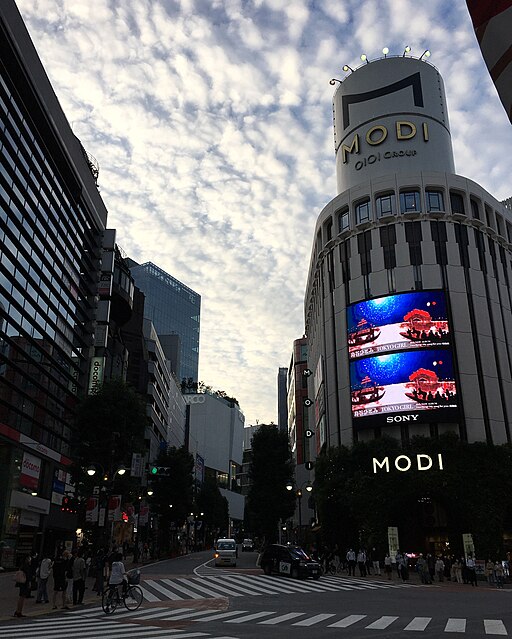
286, 481, 313, 545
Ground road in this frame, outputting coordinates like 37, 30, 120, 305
1, 548, 511, 638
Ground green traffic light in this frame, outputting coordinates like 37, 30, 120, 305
151, 466, 158, 475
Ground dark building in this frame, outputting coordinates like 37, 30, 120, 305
0, 0, 108, 561
277, 367, 288, 432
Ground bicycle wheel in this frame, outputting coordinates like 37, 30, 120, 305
102, 588, 119, 614
124, 585, 143, 611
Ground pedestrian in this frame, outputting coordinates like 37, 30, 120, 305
13, 555, 32, 617
346, 548, 356, 576
452, 558, 463, 584
435, 556, 445, 582
64, 550, 74, 605
395, 551, 403, 579
72, 548, 86, 605
466, 555, 477, 587
494, 561, 504, 589
93, 548, 106, 595
399, 553, 409, 581
35, 552, 52, 603
52, 550, 69, 610
384, 553, 393, 580
427, 553, 435, 582
485, 559, 495, 587
357, 549, 367, 577
370, 547, 381, 576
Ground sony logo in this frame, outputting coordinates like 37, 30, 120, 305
341, 121, 429, 164
386, 414, 419, 423
373, 453, 444, 474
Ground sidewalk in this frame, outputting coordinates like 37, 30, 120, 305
0, 559, 140, 622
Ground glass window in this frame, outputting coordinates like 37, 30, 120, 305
337, 207, 349, 232
376, 193, 396, 217
355, 199, 371, 224
426, 190, 444, 212
450, 192, 465, 215
470, 199, 480, 220
400, 191, 421, 214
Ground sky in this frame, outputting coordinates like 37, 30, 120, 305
16, 0, 512, 426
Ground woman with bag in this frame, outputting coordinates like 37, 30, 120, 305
13, 555, 32, 617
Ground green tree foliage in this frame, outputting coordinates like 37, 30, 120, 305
246, 425, 296, 543
149, 446, 194, 530
314, 434, 512, 558
73, 379, 148, 500
196, 477, 229, 539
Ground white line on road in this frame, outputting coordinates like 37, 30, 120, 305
258, 612, 306, 625
365, 616, 399, 630
293, 613, 337, 626
144, 578, 184, 600
224, 611, 277, 623
404, 617, 432, 631
484, 619, 508, 635
445, 618, 467, 633
328, 614, 367, 628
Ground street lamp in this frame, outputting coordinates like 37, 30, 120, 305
286, 481, 313, 545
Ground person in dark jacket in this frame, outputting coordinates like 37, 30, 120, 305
52, 550, 69, 610
13, 555, 32, 617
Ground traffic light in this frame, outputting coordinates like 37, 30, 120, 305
150, 466, 170, 476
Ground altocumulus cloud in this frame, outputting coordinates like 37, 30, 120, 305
17, 0, 512, 425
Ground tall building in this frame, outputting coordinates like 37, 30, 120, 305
277, 367, 288, 432
287, 338, 310, 466
0, 0, 107, 561
305, 53, 512, 450
128, 261, 200, 383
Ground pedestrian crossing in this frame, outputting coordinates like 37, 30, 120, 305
138, 573, 418, 602
0, 615, 239, 639
58, 606, 511, 635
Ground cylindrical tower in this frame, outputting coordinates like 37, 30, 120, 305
305, 54, 512, 452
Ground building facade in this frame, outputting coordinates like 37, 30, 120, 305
277, 367, 288, 432
127, 261, 200, 383
305, 54, 512, 451
0, 0, 107, 562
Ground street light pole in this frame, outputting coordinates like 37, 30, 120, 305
297, 489, 302, 545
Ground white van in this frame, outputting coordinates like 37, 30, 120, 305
214, 538, 237, 567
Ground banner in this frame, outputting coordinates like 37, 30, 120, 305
107, 495, 122, 522
388, 526, 399, 560
20, 452, 41, 490
85, 497, 99, 523
462, 533, 475, 560
139, 503, 149, 526
130, 453, 143, 478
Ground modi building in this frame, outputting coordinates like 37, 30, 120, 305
305, 54, 512, 452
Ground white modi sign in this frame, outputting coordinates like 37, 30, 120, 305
332, 56, 455, 193
373, 453, 444, 474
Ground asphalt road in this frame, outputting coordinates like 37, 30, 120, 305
136, 550, 512, 638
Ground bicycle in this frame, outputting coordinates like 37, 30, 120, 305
102, 571, 143, 614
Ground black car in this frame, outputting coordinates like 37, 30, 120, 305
260, 544, 321, 580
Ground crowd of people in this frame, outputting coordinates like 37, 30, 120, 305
307, 545, 509, 589
12, 542, 141, 618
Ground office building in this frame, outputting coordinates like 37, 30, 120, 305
277, 367, 288, 432
128, 261, 200, 383
0, 0, 107, 561
305, 53, 512, 450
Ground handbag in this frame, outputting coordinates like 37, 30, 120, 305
14, 569, 26, 584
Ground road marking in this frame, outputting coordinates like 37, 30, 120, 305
176, 578, 241, 599
144, 578, 184, 600
258, 612, 306, 625
162, 609, 220, 621
293, 613, 337, 626
225, 611, 276, 623
162, 578, 206, 599
196, 610, 250, 622
138, 585, 161, 602
222, 574, 298, 595
365, 616, 399, 629
484, 619, 508, 635
445, 618, 467, 632
328, 614, 367, 628
404, 617, 432, 631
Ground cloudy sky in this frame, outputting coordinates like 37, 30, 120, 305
17, 0, 512, 426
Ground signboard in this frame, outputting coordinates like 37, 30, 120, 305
107, 495, 122, 522
388, 526, 399, 559
85, 497, 99, 523
463, 533, 475, 560
347, 291, 459, 428
130, 453, 143, 478
139, 503, 149, 526
88, 357, 105, 394
20, 452, 41, 490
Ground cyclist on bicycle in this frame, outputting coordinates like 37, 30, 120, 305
109, 552, 128, 595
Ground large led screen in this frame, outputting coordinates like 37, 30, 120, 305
350, 349, 458, 421
347, 291, 450, 360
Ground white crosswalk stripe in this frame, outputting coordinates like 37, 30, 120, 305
0, 614, 235, 639
139, 573, 416, 603
64, 606, 510, 635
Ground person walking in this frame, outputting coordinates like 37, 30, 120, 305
384, 553, 393, 579
495, 561, 504, 588
466, 555, 478, 586
399, 553, 409, 581
346, 548, 356, 576
52, 550, 69, 610
452, 558, 463, 584
370, 548, 381, 576
357, 549, 367, 577
72, 548, 86, 605
35, 552, 52, 603
435, 556, 445, 582
93, 548, 106, 596
485, 559, 495, 587
13, 555, 32, 617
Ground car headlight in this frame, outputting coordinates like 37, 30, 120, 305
214, 553, 219, 558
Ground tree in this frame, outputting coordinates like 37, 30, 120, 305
196, 477, 229, 543
246, 425, 296, 543
148, 446, 194, 551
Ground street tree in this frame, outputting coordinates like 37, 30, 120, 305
196, 477, 229, 543
246, 425, 296, 543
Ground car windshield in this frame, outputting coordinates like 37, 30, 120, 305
243, 539, 252, 544
289, 547, 311, 560
218, 542, 235, 550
